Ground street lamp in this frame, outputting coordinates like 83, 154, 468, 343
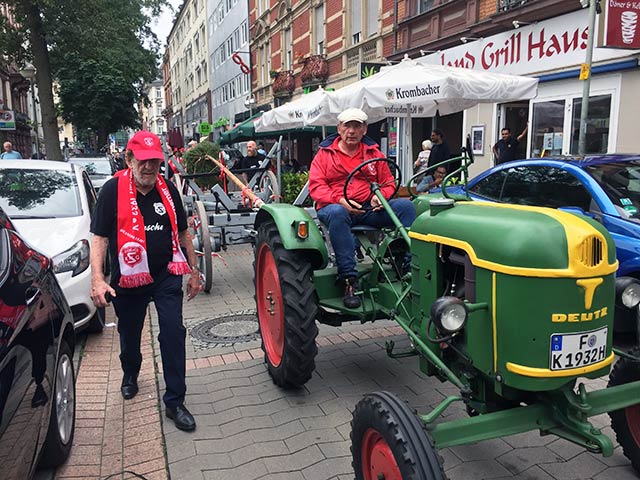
19, 63, 39, 158
244, 95, 256, 118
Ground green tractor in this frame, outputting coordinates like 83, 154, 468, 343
252, 140, 640, 479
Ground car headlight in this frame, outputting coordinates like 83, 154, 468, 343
53, 239, 90, 277
616, 277, 640, 309
431, 296, 468, 333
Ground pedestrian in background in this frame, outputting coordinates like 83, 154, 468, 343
427, 129, 450, 169
493, 124, 528, 164
257, 142, 267, 156
89, 130, 200, 432
414, 139, 432, 169
1, 141, 22, 159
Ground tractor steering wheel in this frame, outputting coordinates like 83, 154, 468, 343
343, 157, 402, 211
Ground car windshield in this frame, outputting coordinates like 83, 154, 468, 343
586, 161, 640, 221
0, 169, 81, 218
70, 159, 112, 175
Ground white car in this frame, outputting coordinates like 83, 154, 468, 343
0, 160, 104, 332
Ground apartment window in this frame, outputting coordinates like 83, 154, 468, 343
226, 0, 232, 11
351, 0, 362, 44
241, 21, 248, 44
284, 29, 292, 69
156, 106, 162, 116
498, 0, 531, 12
367, 0, 378, 38
418, 0, 434, 14
195, 34, 200, 53
315, 4, 325, 54
259, 46, 266, 86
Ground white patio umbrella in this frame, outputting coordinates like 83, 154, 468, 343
255, 87, 331, 132
320, 57, 539, 123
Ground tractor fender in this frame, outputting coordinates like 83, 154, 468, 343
255, 204, 328, 270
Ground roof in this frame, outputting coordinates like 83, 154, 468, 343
0, 160, 74, 171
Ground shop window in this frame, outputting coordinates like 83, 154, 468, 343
531, 100, 565, 158
570, 95, 612, 155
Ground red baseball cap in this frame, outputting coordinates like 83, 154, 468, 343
126, 130, 163, 161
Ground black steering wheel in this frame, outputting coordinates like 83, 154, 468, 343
343, 157, 402, 211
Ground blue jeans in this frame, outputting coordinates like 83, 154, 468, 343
113, 273, 186, 407
317, 199, 416, 279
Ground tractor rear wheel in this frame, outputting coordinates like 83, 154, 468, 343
254, 221, 318, 388
608, 347, 640, 474
351, 391, 444, 480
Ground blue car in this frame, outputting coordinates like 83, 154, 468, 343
447, 154, 640, 336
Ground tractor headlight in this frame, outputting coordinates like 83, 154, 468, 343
431, 296, 467, 333
616, 277, 640, 309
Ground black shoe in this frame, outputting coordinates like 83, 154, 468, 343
343, 276, 361, 309
121, 374, 138, 400
31, 383, 48, 408
166, 404, 196, 431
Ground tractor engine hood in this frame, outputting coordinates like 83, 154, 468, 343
409, 201, 618, 278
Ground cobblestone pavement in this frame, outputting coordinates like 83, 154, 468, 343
148, 244, 638, 480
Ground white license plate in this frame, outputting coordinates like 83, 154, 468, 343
549, 327, 608, 371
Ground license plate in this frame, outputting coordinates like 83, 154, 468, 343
549, 327, 608, 371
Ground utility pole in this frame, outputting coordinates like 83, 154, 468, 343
578, 0, 599, 156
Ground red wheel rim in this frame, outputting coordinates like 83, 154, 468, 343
361, 428, 402, 480
625, 403, 640, 447
256, 244, 284, 366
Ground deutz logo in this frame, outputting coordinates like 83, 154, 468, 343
551, 307, 607, 322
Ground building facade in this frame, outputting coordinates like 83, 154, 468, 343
166, 0, 211, 144
392, 0, 640, 176
208, 0, 252, 138
141, 79, 166, 136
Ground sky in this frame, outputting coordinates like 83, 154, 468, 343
150, 0, 183, 48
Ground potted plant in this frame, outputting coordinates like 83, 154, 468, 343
272, 70, 295, 97
269, 70, 279, 79
300, 54, 329, 86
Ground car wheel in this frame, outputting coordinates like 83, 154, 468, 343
85, 306, 105, 334
39, 341, 75, 468
608, 347, 640, 474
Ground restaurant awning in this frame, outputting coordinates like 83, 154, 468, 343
219, 111, 335, 145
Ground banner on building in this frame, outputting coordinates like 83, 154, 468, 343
0, 110, 16, 131
599, 0, 640, 49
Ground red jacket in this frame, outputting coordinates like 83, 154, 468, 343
309, 134, 394, 210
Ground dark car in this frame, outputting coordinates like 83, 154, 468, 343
0, 207, 76, 478
450, 154, 640, 336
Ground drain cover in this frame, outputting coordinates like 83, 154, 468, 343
190, 312, 259, 348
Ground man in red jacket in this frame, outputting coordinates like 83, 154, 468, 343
309, 108, 416, 308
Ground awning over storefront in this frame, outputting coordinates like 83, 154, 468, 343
219, 112, 335, 145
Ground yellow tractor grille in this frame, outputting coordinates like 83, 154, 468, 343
580, 236, 603, 267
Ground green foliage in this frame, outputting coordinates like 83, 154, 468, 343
282, 172, 309, 204
182, 141, 222, 190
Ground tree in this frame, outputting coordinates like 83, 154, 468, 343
0, 0, 165, 159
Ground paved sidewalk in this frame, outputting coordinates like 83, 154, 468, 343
60, 244, 638, 480
56, 310, 168, 480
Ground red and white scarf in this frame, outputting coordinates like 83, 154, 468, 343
116, 169, 191, 288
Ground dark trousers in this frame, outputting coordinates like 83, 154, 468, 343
112, 273, 186, 407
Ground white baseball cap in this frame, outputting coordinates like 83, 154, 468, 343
337, 108, 368, 124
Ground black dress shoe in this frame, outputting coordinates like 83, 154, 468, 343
120, 374, 138, 400
166, 404, 196, 432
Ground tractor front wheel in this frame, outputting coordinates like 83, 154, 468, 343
608, 347, 640, 474
351, 391, 444, 480
254, 221, 318, 388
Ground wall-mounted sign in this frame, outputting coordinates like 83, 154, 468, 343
0, 110, 16, 131
599, 0, 640, 49
199, 122, 212, 135
359, 62, 386, 79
